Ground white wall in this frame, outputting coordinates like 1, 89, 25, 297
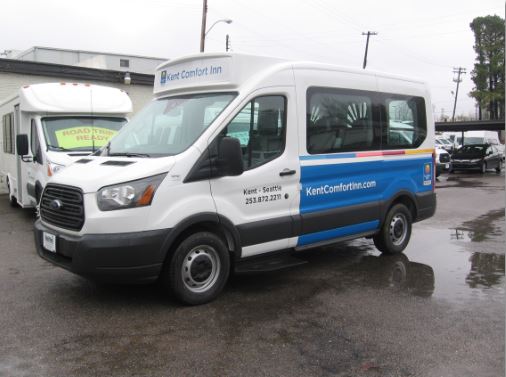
16, 48, 166, 75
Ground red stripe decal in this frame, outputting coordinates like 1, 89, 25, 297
355, 150, 405, 158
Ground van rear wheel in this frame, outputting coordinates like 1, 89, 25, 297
373, 204, 412, 254
496, 161, 502, 173
162, 232, 230, 305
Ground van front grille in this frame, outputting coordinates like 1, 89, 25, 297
40, 184, 84, 231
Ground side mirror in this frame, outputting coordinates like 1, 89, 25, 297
218, 137, 244, 176
16, 134, 29, 157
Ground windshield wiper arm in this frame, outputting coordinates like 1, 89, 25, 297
108, 152, 151, 158
47, 145, 73, 152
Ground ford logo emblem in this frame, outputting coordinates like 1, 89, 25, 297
50, 199, 63, 210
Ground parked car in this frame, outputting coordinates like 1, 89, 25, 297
450, 144, 503, 174
435, 146, 450, 177
435, 137, 454, 154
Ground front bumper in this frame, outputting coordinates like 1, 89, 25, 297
34, 220, 170, 284
451, 161, 481, 170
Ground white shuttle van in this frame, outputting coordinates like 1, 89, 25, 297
34, 53, 436, 305
0, 83, 132, 207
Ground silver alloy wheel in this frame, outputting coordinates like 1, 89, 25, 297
181, 245, 221, 293
389, 213, 408, 246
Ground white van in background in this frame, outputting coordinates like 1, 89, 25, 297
0, 83, 132, 207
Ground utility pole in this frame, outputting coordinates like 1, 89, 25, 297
226, 34, 230, 52
199, 0, 208, 52
451, 67, 466, 121
362, 31, 377, 69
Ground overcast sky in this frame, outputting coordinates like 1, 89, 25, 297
1, 0, 504, 118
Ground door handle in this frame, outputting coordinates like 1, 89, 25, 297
279, 169, 296, 177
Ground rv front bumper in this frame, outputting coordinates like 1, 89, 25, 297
34, 219, 170, 284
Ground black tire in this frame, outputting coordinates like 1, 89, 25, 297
6, 179, 17, 207
481, 161, 487, 174
162, 232, 230, 305
373, 203, 412, 254
496, 160, 502, 173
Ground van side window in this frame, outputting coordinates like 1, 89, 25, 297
307, 88, 379, 154
224, 95, 286, 170
2, 113, 14, 154
384, 97, 426, 148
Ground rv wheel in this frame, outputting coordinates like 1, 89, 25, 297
162, 232, 230, 305
374, 204, 412, 254
6, 179, 17, 207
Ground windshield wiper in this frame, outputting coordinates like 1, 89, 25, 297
47, 145, 73, 152
108, 152, 151, 158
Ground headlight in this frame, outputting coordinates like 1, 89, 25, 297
47, 161, 65, 176
97, 173, 166, 211
470, 159, 481, 163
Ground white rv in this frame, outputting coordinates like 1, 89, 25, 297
0, 83, 132, 207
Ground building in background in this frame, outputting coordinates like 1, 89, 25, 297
4, 46, 166, 75
0, 46, 167, 113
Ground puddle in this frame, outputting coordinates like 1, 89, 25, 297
404, 225, 505, 305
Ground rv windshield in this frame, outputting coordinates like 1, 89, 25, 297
42, 117, 127, 152
102, 92, 236, 157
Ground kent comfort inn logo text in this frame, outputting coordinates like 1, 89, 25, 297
305, 180, 377, 196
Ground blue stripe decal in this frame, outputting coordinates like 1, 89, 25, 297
297, 220, 380, 247
300, 157, 433, 215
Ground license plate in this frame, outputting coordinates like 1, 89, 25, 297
445, 163, 449, 169
43, 232, 56, 253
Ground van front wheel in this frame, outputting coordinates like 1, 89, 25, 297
374, 204, 412, 254
163, 232, 230, 305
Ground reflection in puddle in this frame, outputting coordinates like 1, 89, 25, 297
450, 228, 472, 241
466, 253, 505, 289
337, 253, 435, 298
404, 226, 505, 304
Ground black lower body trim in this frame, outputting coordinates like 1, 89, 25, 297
237, 216, 292, 247
415, 191, 436, 222
34, 220, 171, 284
300, 201, 380, 235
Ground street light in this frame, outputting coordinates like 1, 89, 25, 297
200, 18, 232, 52
206, 19, 232, 36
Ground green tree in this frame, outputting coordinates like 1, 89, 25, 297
469, 15, 505, 120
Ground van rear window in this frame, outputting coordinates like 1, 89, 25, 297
306, 87, 427, 154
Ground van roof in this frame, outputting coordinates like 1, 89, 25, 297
0, 82, 132, 114
153, 52, 426, 97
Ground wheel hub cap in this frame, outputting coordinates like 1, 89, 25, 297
181, 245, 220, 293
389, 214, 407, 246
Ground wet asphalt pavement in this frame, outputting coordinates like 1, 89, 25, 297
0, 172, 504, 377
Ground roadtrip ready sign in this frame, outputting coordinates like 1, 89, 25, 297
55, 127, 118, 149
155, 57, 231, 93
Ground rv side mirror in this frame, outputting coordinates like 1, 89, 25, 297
16, 134, 29, 157
218, 137, 244, 177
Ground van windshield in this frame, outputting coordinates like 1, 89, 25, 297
102, 93, 236, 157
42, 117, 127, 152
